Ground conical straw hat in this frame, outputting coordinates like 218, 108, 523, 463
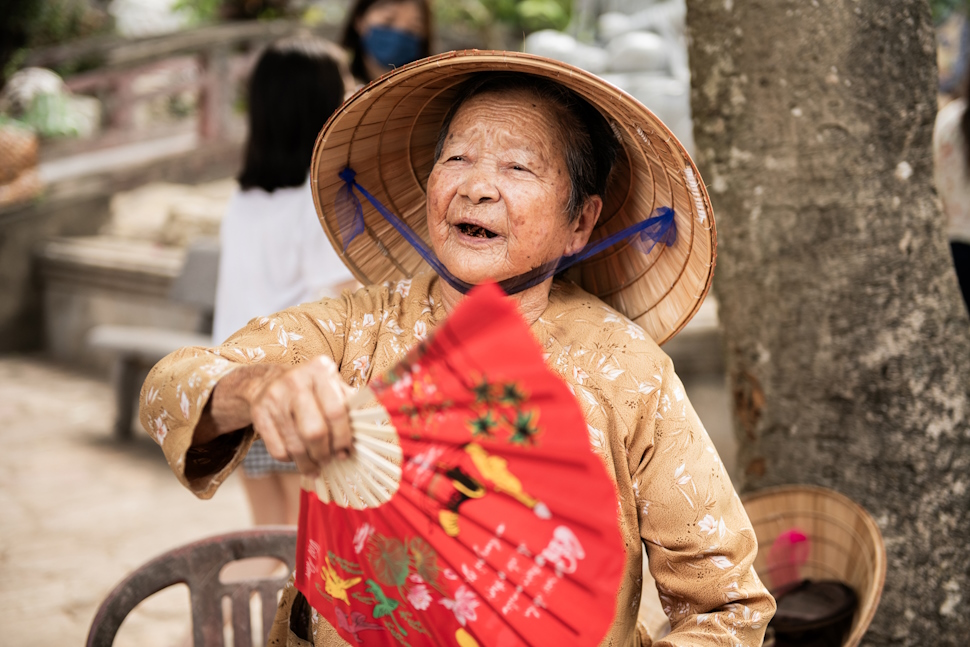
310, 50, 716, 345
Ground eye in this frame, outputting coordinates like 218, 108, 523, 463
511, 163, 531, 173
447, 155, 463, 162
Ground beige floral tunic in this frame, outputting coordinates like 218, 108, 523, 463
141, 272, 775, 646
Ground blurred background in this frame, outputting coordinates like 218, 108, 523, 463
0, 0, 966, 645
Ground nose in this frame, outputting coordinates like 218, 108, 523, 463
459, 166, 500, 205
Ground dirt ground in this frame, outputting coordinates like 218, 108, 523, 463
0, 356, 252, 646
0, 355, 735, 646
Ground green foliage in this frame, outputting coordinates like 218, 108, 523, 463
0, 115, 34, 133
29, 0, 112, 47
516, 0, 569, 32
172, 0, 222, 25
1, 0, 112, 87
19, 93, 85, 138
433, 0, 571, 36
173, 0, 294, 24
933, 0, 970, 22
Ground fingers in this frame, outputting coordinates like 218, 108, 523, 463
252, 404, 286, 459
249, 356, 353, 477
314, 363, 353, 460
254, 387, 321, 477
293, 389, 330, 464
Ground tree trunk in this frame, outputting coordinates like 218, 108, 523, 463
685, 0, 970, 643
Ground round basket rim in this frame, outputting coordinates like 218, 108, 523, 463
741, 484, 887, 646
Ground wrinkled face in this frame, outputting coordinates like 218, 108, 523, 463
427, 90, 592, 286
357, 0, 425, 38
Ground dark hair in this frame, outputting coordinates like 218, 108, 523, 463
433, 73, 620, 222
238, 36, 347, 192
340, 0, 432, 83
962, 70, 970, 176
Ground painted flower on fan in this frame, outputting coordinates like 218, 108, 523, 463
510, 409, 541, 445
439, 585, 479, 626
472, 377, 496, 405
498, 382, 527, 406
353, 523, 375, 554
369, 535, 410, 586
408, 536, 441, 583
407, 582, 432, 610
469, 410, 498, 438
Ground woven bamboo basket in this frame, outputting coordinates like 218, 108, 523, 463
742, 485, 887, 647
0, 124, 41, 207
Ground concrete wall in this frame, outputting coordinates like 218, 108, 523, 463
0, 140, 239, 354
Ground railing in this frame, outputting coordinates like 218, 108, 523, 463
25, 20, 341, 154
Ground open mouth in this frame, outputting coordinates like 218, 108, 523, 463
456, 223, 498, 239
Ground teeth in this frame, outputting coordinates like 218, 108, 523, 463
457, 223, 496, 238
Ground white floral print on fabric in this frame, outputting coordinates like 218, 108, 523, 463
587, 424, 607, 457
413, 319, 428, 341
394, 278, 412, 298
152, 410, 170, 445
352, 355, 370, 382
179, 389, 191, 420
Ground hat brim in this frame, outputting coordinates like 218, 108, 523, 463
310, 50, 716, 345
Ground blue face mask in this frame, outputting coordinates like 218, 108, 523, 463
361, 26, 423, 69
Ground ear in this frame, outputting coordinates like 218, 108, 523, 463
563, 195, 603, 256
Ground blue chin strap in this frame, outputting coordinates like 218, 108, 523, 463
334, 167, 677, 296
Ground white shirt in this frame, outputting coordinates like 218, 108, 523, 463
933, 97, 970, 244
212, 181, 356, 344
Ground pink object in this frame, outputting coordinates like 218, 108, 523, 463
767, 529, 810, 590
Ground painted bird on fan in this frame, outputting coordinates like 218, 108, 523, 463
403, 441, 551, 537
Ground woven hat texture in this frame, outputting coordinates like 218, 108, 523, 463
310, 50, 716, 345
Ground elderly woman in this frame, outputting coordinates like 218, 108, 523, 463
142, 52, 775, 646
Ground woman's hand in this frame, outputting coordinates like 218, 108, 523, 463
195, 356, 353, 476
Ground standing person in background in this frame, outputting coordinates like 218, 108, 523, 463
341, 0, 432, 85
213, 35, 357, 532
933, 72, 970, 313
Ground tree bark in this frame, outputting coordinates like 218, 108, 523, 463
685, 0, 970, 643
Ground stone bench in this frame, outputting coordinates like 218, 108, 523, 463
38, 235, 219, 438
88, 325, 212, 438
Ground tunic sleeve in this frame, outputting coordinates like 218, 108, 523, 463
139, 294, 350, 499
630, 357, 775, 646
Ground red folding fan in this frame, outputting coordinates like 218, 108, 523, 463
295, 282, 624, 647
